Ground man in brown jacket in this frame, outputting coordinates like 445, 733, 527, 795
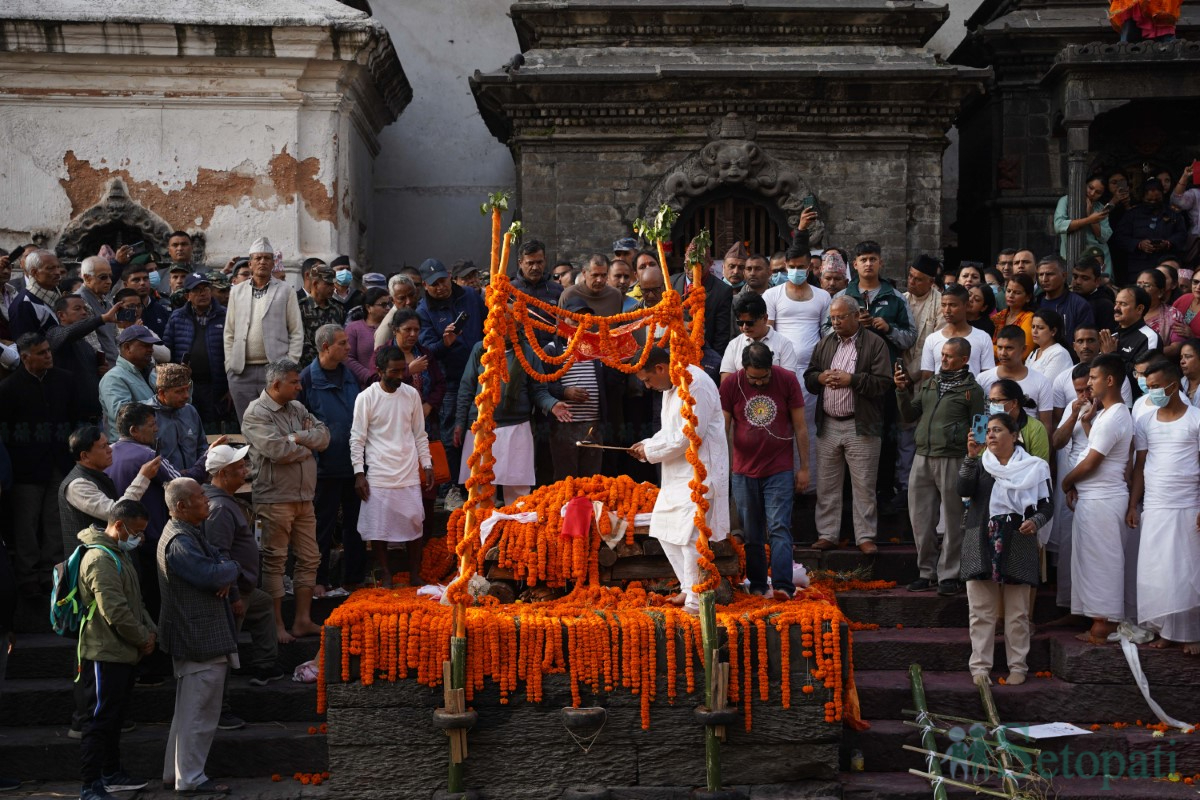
241, 358, 329, 644
803, 296, 893, 553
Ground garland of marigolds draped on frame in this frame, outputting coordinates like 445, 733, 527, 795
443, 203, 720, 606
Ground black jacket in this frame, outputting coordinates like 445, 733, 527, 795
1112, 203, 1188, 280
670, 269, 733, 362
0, 365, 80, 482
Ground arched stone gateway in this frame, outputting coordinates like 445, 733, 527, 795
55, 178, 207, 263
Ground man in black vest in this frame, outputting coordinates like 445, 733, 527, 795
59, 424, 161, 739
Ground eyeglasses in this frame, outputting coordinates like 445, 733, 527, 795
553, 271, 571, 279
372, 301, 391, 309
735, 319, 758, 328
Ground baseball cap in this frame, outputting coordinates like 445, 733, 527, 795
205, 444, 250, 474
169, 263, 191, 274
205, 270, 230, 289
117, 325, 162, 345
362, 272, 387, 289
452, 260, 481, 280
183, 272, 211, 291
613, 237, 638, 253
419, 258, 449, 283
311, 266, 336, 284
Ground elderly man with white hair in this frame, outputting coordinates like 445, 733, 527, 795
79, 255, 120, 365
222, 237, 303, 421
372, 273, 421, 349
9, 249, 64, 339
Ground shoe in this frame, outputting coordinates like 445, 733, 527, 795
857, 541, 878, 555
810, 539, 838, 551
80, 783, 115, 800
906, 578, 935, 592
444, 486, 466, 510
68, 726, 83, 740
0, 776, 22, 792
324, 587, 350, 599
102, 771, 148, 792
283, 576, 294, 596
937, 580, 962, 596
1004, 672, 1027, 686
135, 674, 165, 688
217, 712, 246, 730
122, 720, 136, 734
249, 665, 287, 686
177, 779, 231, 796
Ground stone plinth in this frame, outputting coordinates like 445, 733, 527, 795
322, 620, 846, 800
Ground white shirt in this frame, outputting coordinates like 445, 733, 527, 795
1025, 343, 1073, 384
977, 367, 1053, 414
641, 365, 729, 547
1133, 405, 1200, 509
1052, 367, 1133, 409
920, 326, 996, 376
1075, 402, 1132, 500
764, 283, 831, 372
349, 382, 431, 487
720, 327, 799, 376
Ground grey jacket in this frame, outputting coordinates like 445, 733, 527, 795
80, 286, 119, 366
156, 517, 238, 662
222, 278, 303, 375
242, 390, 330, 504
149, 398, 208, 473
203, 485, 257, 599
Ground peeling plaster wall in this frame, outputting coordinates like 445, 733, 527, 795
370, 0, 517, 270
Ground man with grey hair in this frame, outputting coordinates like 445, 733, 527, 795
803, 295, 893, 553
80, 255, 120, 365
242, 358, 329, 643
373, 274, 420, 349
9, 249, 64, 339
559, 254, 624, 317
222, 237, 303, 422
300, 324, 364, 595
157, 477, 238, 796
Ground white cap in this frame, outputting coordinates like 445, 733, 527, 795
249, 237, 273, 255
206, 444, 250, 474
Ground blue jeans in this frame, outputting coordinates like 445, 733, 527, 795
439, 389, 462, 488
732, 471, 795, 595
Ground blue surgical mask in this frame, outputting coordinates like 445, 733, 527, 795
987, 402, 1006, 416
987, 283, 999, 296
786, 268, 807, 286
335, 269, 352, 287
1137, 376, 1149, 393
1148, 386, 1172, 408
148, 270, 161, 290
769, 272, 787, 287
118, 534, 142, 552
724, 278, 744, 290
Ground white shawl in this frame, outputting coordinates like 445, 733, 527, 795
982, 446, 1051, 519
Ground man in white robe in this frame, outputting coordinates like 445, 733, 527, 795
1127, 359, 1200, 653
1062, 353, 1134, 645
630, 346, 730, 614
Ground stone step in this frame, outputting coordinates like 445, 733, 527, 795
1048, 629, 1200, 686
0, 674, 323, 728
0, 722, 327, 783
841, 770, 1200, 799
792, 544, 918, 584
849, 718, 1200, 776
837, 587, 1062, 628
850, 627, 1052, 673
5, 633, 322, 681
854, 670, 1196, 724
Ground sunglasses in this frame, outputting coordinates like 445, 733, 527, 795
553, 271, 570, 279
735, 319, 759, 328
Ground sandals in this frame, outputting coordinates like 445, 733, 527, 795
177, 779, 231, 796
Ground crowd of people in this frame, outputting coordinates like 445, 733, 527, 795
0, 160, 1198, 797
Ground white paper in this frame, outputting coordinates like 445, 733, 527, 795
1006, 722, 1093, 739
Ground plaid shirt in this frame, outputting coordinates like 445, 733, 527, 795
156, 518, 239, 662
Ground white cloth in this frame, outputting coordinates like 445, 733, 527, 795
901, 288, 942, 378
920, 326, 996, 376
661, 539, 702, 613
1075, 403, 1132, 500
358, 484, 424, 543
1025, 343, 1073, 383
478, 510, 538, 546
981, 447, 1051, 519
459, 421, 535, 486
1052, 367, 1133, 410
641, 364, 730, 547
1071, 494, 1128, 621
350, 382, 431, 486
165, 657, 227, 791
977, 367, 1052, 414
720, 327, 799, 376
763, 283, 831, 373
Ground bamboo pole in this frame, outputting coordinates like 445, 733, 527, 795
699, 591, 721, 791
908, 665, 949, 800
977, 676, 1020, 796
907, 770, 1012, 799
447, 634, 468, 792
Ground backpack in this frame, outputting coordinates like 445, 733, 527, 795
50, 543, 121, 637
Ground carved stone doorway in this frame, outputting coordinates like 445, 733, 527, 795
675, 188, 791, 261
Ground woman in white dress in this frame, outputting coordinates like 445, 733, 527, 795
1026, 309, 1074, 383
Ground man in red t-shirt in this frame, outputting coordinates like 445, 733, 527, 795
719, 341, 809, 598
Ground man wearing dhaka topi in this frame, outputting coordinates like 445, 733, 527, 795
629, 346, 730, 615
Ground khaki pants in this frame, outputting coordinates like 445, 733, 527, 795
165, 657, 227, 791
259, 501, 319, 599
909, 454, 966, 583
814, 417, 880, 544
966, 580, 1033, 678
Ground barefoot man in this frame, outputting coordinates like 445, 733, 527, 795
629, 346, 729, 614
1062, 353, 1133, 645
1127, 359, 1200, 654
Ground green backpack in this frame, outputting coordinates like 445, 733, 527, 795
50, 544, 122, 681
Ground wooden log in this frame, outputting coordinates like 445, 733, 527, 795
597, 546, 618, 567
614, 542, 643, 558
486, 581, 516, 605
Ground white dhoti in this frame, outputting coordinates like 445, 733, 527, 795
1138, 506, 1200, 642
459, 421, 535, 486
1070, 494, 1128, 621
661, 536, 702, 614
358, 485, 424, 543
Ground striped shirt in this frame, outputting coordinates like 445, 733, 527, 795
560, 360, 600, 423
823, 331, 859, 418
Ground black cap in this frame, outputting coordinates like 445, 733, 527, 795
183, 272, 212, 291
913, 254, 941, 277
419, 258, 449, 283
329, 255, 351, 269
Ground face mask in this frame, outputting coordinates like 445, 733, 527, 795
148, 271, 161, 290
118, 534, 143, 552
335, 269, 352, 287
786, 268, 807, 286
987, 402, 1006, 416
987, 283, 999, 296
769, 272, 787, 287
1148, 386, 1172, 408
1137, 376, 1149, 393
724, 278, 744, 290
